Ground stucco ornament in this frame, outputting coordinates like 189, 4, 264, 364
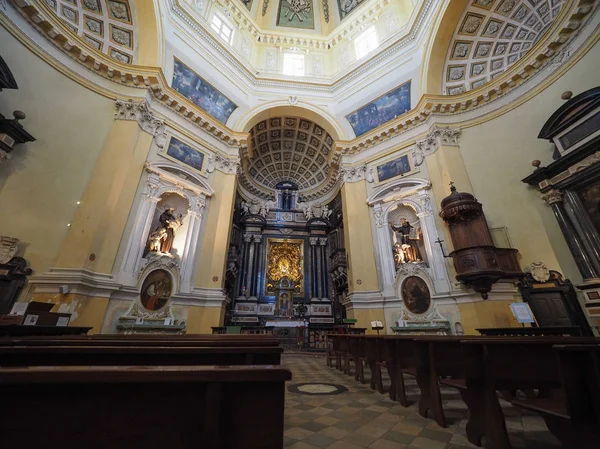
529, 261, 550, 283
0, 236, 19, 264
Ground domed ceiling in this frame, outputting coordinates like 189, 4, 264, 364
443, 0, 566, 95
241, 117, 338, 199
43, 0, 136, 64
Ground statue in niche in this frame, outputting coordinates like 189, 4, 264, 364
145, 207, 183, 256
391, 218, 422, 266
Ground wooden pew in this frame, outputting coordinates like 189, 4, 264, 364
0, 364, 291, 449
457, 337, 599, 449
0, 333, 281, 347
511, 344, 600, 449
0, 344, 283, 367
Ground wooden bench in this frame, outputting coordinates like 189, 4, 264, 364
0, 364, 292, 449
0, 344, 283, 367
511, 344, 600, 449
457, 337, 599, 449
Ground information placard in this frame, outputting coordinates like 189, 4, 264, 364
509, 302, 536, 324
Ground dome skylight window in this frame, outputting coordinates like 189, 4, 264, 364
283, 53, 305, 77
211, 13, 234, 45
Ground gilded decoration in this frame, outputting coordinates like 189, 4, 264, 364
266, 239, 304, 293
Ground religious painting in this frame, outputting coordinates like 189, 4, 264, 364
277, 292, 293, 317
172, 58, 237, 124
140, 269, 173, 312
277, 0, 315, 30
240, 0, 253, 11
162, 136, 205, 173
377, 155, 411, 183
401, 276, 431, 315
266, 239, 304, 295
576, 182, 600, 236
337, 0, 365, 20
346, 81, 411, 137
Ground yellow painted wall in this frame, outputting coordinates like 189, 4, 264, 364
186, 306, 225, 333
459, 42, 600, 286
56, 121, 152, 273
194, 171, 237, 289
135, 0, 162, 66
347, 308, 387, 335
341, 180, 379, 292
457, 300, 520, 335
0, 27, 114, 274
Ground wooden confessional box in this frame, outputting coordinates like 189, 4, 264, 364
523, 87, 600, 335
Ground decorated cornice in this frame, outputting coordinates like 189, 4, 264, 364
207, 0, 395, 49
4, 0, 599, 159
338, 164, 376, 184
206, 153, 241, 175
412, 126, 461, 167
115, 99, 168, 148
537, 150, 600, 190
144, 161, 215, 197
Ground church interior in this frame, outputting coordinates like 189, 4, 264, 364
1, 0, 600, 447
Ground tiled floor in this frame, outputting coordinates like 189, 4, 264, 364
282, 354, 561, 449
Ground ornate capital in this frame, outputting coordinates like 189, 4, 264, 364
253, 235, 263, 243
413, 126, 461, 166
339, 164, 367, 184
319, 237, 328, 246
206, 154, 240, 174
114, 99, 167, 149
541, 189, 564, 205
243, 233, 253, 243
309, 237, 319, 246
191, 196, 207, 213
373, 207, 384, 228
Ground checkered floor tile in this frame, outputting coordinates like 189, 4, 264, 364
282, 354, 561, 449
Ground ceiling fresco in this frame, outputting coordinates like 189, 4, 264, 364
443, 0, 566, 95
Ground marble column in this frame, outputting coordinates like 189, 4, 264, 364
250, 234, 263, 298
310, 237, 319, 300
542, 190, 598, 280
238, 233, 253, 298
319, 237, 329, 300
564, 190, 600, 275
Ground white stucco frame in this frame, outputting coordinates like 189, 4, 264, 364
117, 162, 215, 292
367, 177, 451, 296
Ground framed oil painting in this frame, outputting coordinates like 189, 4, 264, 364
337, 0, 366, 20
376, 154, 411, 183
277, 0, 315, 30
346, 81, 411, 137
161, 135, 205, 173
401, 276, 431, 315
140, 269, 173, 312
172, 58, 237, 124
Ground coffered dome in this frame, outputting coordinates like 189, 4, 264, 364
242, 116, 338, 198
43, 0, 136, 64
443, 0, 566, 95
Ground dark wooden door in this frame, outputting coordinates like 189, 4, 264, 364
526, 291, 572, 327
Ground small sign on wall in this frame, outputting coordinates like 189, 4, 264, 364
509, 303, 536, 324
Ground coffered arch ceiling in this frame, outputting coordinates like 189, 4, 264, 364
442, 0, 566, 95
241, 116, 340, 200
42, 0, 137, 63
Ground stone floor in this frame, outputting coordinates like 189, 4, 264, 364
282, 354, 561, 449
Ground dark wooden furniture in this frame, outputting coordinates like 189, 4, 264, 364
439, 185, 521, 298
0, 365, 291, 449
477, 326, 582, 336
517, 270, 593, 336
0, 257, 32, 315
511, 344, 600, 449
0, 325, 92, 337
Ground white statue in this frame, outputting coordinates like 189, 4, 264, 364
303, 203, 313, 220
241, 201, 250, 215
322, 205, 332, 219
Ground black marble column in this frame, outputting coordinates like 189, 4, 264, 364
564, 190, 600, 275
319, 237, 329, 299
544, 190, 598, 279
310, 237, 318, 299
250, 234, 263, 297
238, 233, 252, 297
